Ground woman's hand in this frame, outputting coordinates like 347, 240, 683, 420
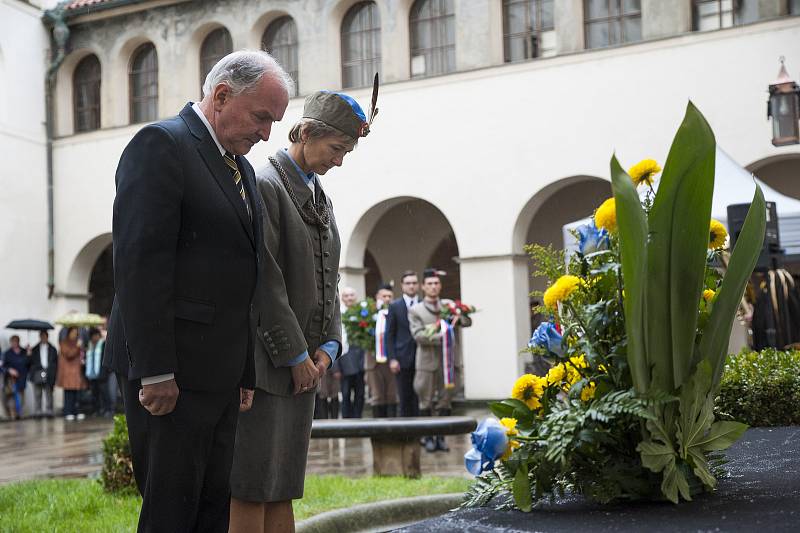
291, 357, 320, 395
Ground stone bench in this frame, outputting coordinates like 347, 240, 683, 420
310, 416, 477, 478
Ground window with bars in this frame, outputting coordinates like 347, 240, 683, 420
584, 0, 642, 50
503, 0, 555, 62
791, 0, 800, 14
73, 54, 101, 133
410, 0, 455, 78
263, 16, 299, 97
341, 1, 381, 89
692, 0, 760, 31
199, 28, 232, 96
129, 43, 158, 124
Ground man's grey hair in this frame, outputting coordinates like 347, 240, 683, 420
202, 49, 294, 99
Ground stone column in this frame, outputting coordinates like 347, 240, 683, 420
339, 266, 367, 300
454, 0, 503, 71
642, 0, 692, 40
458, 254, 531, 400
555, 0, 584, 54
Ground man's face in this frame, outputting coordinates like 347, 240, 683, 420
212, 75, 289, 155
39, 331, 48, 342
401, 275, 419, 297
422, 277, 441, 299
341, 288, 358, 307
376, 289, 393, 307
10, 337, 19, 349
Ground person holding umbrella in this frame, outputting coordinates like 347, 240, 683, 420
29, 330, 58, 417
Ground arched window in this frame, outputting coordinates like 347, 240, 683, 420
262, 16, 299, 97
692, 1, 760, 31
584, 0, 642, 50
199, 27, 233, 95
129, 43, 158, 124
409, 0, 455, 78
341, 2, 381, 89
503, 0, 555, 62
73, 54, 101, 133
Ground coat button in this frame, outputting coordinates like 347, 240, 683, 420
322, 234, 329, 240
323, 251, 330, 257
326, 299, 332, 305
316, 268, 323, 274
325, 267, 331, 273
325, 282, 332, 288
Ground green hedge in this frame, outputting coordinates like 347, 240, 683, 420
101, 414, 136, 494
716, 348, 800, 427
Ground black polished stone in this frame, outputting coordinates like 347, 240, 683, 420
310, 416, 477, 439
397, 427, 800, 532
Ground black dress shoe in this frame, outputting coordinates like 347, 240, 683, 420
435, 436, 450, 452
424, 436, 437, 453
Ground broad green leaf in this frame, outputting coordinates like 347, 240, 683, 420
699, 186, 767, 389
610, 155, 649, 393
637, 440, 674, 473
699, 420, 748, 452
660, 460, 681, 504
675, 465, 692, 502
687, 448, 717, 489
646, 102, 716, 392
512, 463, 532, 512
677, 360, 715, 460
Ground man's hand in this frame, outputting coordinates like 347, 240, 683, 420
389, 359, 401, 375
312, 349, 331, 378
8, 368, 19, 378
239, 388, 254, 412
333, 371, 342, 381
291, 357, 320, 395
139, 379, 179, 416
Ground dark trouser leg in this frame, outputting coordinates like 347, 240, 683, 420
353, 372, 365, 418
386, 404, 397, 418
435, 408, 451, 452
98, 378, 111, 415
340, 376, 353, 418
314, 395, 328, 419
33, 383, 44, 415
63, 390, 78, 416
118, 372, 239, 533
328, 397, 340, 419
372, 404, 387, 418
45, 385, 54, 415
89, 380, 101, 414
396, 368, 419, 417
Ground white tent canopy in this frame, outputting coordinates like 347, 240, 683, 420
562, 147, 800, 256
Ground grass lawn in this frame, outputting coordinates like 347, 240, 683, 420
0, 475, 471, 532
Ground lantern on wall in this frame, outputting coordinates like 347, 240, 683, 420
767, 57, 800, 147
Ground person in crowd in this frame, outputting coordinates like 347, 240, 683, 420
57, 327, 85, 421
409, 268, 472, 452
386, 270, 421, 417
85, 327, 111, 417
230, 86, 376, 533
1, 335, 32, 419
366, 283, 399, 417
29, 330, 58, 417
104, 50, 288, 532
333, 286, 366, 419
314, 365, 340, 419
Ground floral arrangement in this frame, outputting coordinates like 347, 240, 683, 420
463, 104, 767, 509
343, 298, 378, 351
423, 299, 477, 338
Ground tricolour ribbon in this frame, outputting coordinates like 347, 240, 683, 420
374, 308, 389, 363
441, 319, 456, 389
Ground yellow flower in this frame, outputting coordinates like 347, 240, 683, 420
499, 417, 519, 436
628, 159, 662, 187
566, 355, 587, 385
594, 198, 617, 233
501, 439, 521, 461
511, 374, 546, 410
709, 219, 728, 249
702, 289, 715, 303
580, 381, 597, 402
543, 275, 582, 309
546, 364, 566, 386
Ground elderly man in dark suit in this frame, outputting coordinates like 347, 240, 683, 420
29, 330, 58, 417
386, 270, 421, 417
104, 50, 290, 533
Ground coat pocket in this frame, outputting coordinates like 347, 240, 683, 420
174, 297, 216, 324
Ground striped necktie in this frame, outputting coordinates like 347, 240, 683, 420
224, 152, 251, 219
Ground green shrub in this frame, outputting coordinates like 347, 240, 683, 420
101, 414, 137, 494
715, 349, 800, 426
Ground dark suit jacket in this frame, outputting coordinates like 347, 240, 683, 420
104, 103, 260, 392
332, 346, 364, 377
385, 298, 417, 369
29, 342, 58, 386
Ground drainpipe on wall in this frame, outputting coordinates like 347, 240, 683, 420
42, 2, 71, 299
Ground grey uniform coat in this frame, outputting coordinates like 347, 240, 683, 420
231, 149, 342, 503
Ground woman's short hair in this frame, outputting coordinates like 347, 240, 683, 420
288, 118, 358, 145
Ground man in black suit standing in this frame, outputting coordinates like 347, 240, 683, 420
105, 50, 291, 532
386, 270, 420, 417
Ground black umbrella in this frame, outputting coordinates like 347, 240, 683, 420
5, 319, 54, 331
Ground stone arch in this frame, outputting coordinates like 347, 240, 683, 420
747, 153, 800, 201
55, 48, 104, 136
249, 9, 295, 49
64, 233, 112, 300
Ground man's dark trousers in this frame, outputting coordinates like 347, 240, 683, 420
396, 367, 419, 417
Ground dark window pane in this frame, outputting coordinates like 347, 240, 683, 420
73, 54, 101, 132
586, 0, 609, 19
410, 0, 455, 78
263, 16, 299, 96
199, 28, 232, 97
584, 0, 641, 49
342, 2, 382, 88
622, 16, 641, 42
503, 0, 556, 62
586, 21, 609, 48
129, 43, 158, 123
791, 0, 800, 14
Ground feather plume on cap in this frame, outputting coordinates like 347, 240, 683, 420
359, 73, 380, 137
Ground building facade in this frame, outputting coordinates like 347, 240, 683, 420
1, 0, 799, 398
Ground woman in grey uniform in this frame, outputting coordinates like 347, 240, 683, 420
229, 85, 378, 533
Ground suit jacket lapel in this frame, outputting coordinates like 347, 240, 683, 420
180, 104, 255, 246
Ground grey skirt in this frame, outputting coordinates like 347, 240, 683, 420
230, 388, 316, 502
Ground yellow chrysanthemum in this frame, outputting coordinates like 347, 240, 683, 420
546, 364, 566, 386
499, 417, 519, 436
511, 374, 546, 410
709, 219, 728, 249
566, 355, 588, 385
543, 275, 582, 309
501, 439, 521, 461
580, 382, 597, 402
702, 289, 715, 303
628, 159, 662, 187
594, 198, 617, 233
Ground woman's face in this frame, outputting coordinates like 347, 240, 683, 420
302, 133, 356, 175
68, 328, 78, 341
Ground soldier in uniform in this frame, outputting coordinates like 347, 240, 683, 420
229, 87, 378, 532
366, 283, 399, 417
408, 268, 471, 452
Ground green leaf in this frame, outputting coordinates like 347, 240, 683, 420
698, 420, 748, 452
488, 401, 515, 419
646, 102, 716, 392
512, 463, 532, 512
676, 360, 715, 461
660, 460, 681, 503
687, 447, 717, 489
699, 186, 767, 390
637, 440, 674, 473
610, 155, 649, 393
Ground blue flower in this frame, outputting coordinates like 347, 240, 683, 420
464, 418, 508, 476
368, 328, 375, 336
529, 322, 564, 356
360, 309, 369, 317
577, 221, 609, 255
